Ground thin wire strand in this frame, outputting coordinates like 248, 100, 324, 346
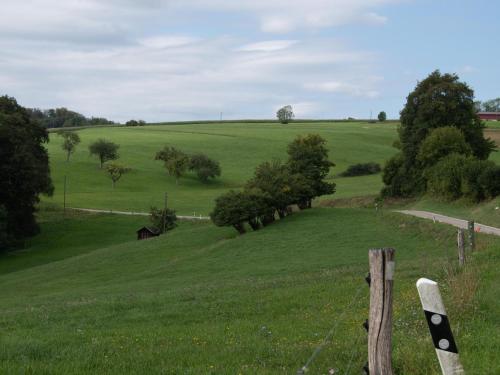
344, 331, 364, 375
298, 284, 367, 374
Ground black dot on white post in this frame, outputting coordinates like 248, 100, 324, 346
431, 314, 442, 325
439, 339, 450, 350
416, 278, 464, 375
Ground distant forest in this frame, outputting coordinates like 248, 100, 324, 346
27, 107, 115, 128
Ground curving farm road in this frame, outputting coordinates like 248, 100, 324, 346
396, 210, 500, 237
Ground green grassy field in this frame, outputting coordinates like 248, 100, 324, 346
1, 208, 499, 374
43, 121, 500, 223
44, 122, 399, 215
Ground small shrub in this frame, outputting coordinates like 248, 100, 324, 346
478, 164, 500, 199
417, 127, 472, 168
150, 207, 177, 233
425, 153, 468, 200
425, 153, 500, 202
340, 162, 381, 177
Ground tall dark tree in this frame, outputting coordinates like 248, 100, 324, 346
287, 134, 336, 208
89, 139, 119, 168
378, 111, 387, 122
0, 96, 53, 249
382, 71, 496, 197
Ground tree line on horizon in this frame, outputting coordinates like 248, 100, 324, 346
27, 107, 115, 128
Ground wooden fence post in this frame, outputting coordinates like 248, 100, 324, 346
467, 221, 475, 251
416, 278, 464, 375
368, 248, 395, 375
457, 229, 465, 267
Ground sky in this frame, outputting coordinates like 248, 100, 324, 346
0, 0, 498, 122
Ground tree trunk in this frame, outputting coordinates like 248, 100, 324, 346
66, 151, 70, 162
233, 223, 246, 234
297, 200, 308, 210
248, 219, 260, 231
277, 209, 286, 219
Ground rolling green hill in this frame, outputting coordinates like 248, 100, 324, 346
1, 208, 499, 374
43, 121, 399, 215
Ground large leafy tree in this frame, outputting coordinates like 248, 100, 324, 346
287, 134, 336, 208
246, 160, 297, 218
155, 146, 190, 185
210, 190, 253, 234
276, 105, 294, 124
0, 96, 53, 249
378, 111, 387, 122
89, 139, 119, 168
189, 153, 221, 183
382, 70, 496, 197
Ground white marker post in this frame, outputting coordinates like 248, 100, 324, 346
416, 278, 464, 375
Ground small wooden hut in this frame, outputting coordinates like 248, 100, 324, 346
137, 226, 160, 240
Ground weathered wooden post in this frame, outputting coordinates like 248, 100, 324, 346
416, 278, 464, 375
368, 248, 395, 375
467, 221, 475, 251
457, 229, 465, 267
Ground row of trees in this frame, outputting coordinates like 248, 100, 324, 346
125, 119, 146, 126
210, 134, 335, 234
27, 107, 115, 128
58, 130, 221, 187
382, 70, 498, 202
475, 98, 500, 112
155, 147, 221, 184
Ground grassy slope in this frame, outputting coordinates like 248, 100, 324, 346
43, 122, 398, 215
0, 209, 146, 275
1, 208, 498, 374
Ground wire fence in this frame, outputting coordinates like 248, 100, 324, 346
297, 283, 368, 374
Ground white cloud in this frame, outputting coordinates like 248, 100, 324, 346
305, 79, 382, 98
237, 40, 299, 52
0, 0, 397, 120
172, 0, 400, 32
458, 65, 478, 74
139, 36, 200, 49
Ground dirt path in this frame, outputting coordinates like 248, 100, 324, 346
396, 210, 500, 236
68, 207, 210, 220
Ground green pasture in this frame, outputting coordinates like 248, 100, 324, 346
1, 208, 499, 374
43, 122, 399, 215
